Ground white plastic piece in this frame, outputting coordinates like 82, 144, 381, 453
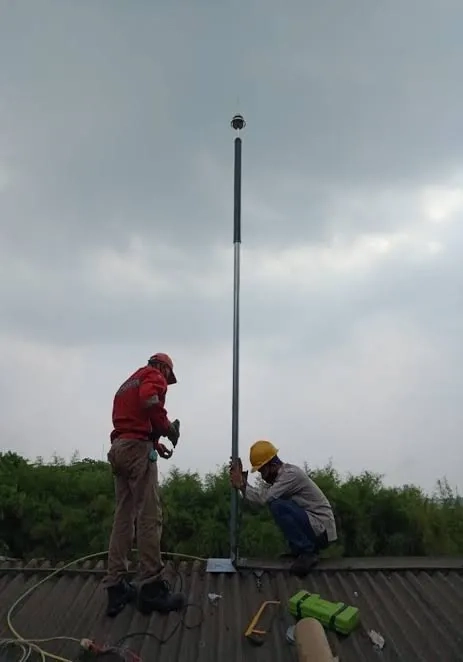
286, 625, 296, 644
208, 592, 223, 605
368, 629, 385, 650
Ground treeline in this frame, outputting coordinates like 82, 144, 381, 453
0, 451, 462, 562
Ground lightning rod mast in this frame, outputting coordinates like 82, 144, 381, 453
230, 112, 246, 563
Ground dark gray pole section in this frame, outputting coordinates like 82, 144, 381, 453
230, 113, 246, 563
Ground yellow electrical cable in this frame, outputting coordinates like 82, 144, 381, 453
5, 549, 207, 662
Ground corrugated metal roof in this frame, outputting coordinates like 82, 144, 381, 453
1, 557, 463, 661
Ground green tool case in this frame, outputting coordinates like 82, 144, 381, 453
288, 590, 360, 635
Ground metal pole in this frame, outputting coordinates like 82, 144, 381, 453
230, 113, 246, 563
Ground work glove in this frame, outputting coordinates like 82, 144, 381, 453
166, 419, 180, 447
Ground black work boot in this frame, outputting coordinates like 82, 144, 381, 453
290, 552, 319, 577
136, 579, 186, 615
279, 551, 298, 560
106, 578, 136, 617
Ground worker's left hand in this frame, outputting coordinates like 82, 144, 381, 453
155, 441, 173, 459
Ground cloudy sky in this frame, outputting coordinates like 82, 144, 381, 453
1, 1, 462, 493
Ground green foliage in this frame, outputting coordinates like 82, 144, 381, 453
0, 451, 462, 561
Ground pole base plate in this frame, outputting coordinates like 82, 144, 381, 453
206, 558, 237, 573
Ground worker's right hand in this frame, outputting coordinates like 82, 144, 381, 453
229, 457, 243, 473
166, 419, 180, 446
156, 441, 173, 460
229, 457, 246, 490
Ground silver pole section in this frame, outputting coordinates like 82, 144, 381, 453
230, 113, 246, 563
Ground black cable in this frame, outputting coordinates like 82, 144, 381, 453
115, 567, 204, 647
115, 601, 204, 647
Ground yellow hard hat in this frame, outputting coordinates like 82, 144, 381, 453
250, 440, 279, 473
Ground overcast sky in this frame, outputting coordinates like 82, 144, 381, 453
1, 1, 462, 493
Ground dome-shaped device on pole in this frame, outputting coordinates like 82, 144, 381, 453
231, 113, 246, 131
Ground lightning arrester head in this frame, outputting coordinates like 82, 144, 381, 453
231, 114, 246, 132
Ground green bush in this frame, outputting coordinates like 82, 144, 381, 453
0, 451, 461, 561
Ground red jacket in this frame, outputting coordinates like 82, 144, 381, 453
111, 365, 171, 443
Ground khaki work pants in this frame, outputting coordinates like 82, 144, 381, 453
103, 439, 164, 588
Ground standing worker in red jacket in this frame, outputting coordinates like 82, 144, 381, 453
103, 352, 185, 617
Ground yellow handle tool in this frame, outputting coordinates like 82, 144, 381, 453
244, 600, 281, 645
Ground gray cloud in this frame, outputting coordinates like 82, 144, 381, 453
0, 1, 462, 491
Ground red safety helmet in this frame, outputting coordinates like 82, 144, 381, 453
149, 352, 177, 385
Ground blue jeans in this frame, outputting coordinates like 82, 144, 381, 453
268, 498, 327, 555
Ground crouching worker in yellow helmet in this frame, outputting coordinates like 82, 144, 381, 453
229, 440, 337, 577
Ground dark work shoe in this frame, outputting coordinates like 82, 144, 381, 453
279, 551, 298, 560
136, 579, 186, 615
290, 553, 319, 577
106, 579, 136, 618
